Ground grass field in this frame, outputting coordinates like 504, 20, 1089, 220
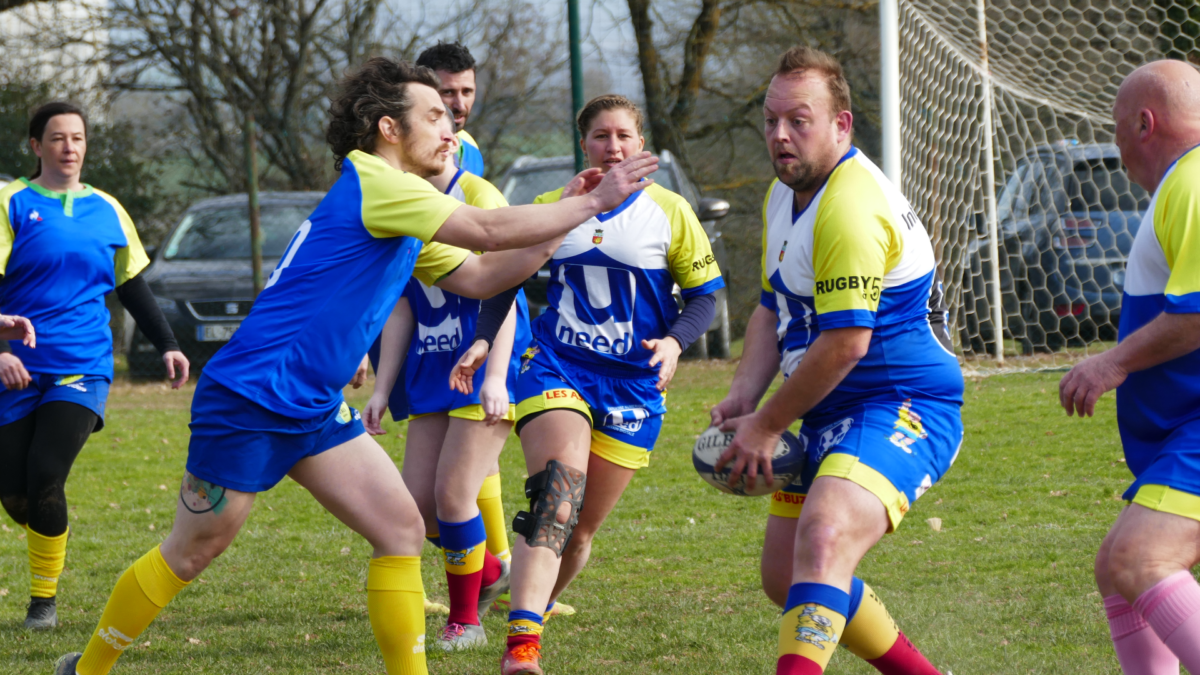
0, 359, 1134, 674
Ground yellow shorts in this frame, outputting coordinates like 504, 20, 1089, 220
1131, 484, 1200, 522
409, 404, 516, 423
768, 455, 911, 532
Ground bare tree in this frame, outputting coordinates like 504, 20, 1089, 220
0, 0, 47, 12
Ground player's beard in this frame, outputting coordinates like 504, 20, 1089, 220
773, 153, 828, 194
404, 139, 450, 178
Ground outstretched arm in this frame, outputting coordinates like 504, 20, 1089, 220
433, 155, 656, 252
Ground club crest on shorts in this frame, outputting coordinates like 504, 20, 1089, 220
793, 605, 839, 649
889, 399, 927, 453
816, 417, 854, 461
520, 346, 540, 374
592, 228, 604, 244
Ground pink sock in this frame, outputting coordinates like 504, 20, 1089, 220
1134, 570, 1200, 672
1105, 594, 1179, 674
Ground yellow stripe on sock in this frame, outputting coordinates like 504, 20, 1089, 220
778, 602, 847, 670
840, 582, 901, 661
508, 619, 544, 638
367, 556, 427, 675
477, 473, 511, 560
77, 547, 189, 675
26, 525, 68, 599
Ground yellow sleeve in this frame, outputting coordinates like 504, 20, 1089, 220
811, 180, 901, 329
459, 174, 509, 210
412, 242, 470, 286
650, 187, 723, 297
1155, 158, 1200, 313
96, 190, 150, 286
0, 183, 18, 276
532, 188, 564, 206
355, 153, 463, 241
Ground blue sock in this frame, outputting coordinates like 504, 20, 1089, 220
847, 576, 865, 622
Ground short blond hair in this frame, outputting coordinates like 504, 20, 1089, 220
773, 46, 852, 115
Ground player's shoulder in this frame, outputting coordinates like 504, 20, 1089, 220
347, 149, 439, 194
457, 172, 508, 209
1160, 147, 1200, 204
643, 183, 692, 217
89, 186, 128, 214
533, 187, 565, 205
457, 129, 480, 149
819, 151, 893, 223
0, 179, 27, 210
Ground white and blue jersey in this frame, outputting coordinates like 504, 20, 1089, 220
456, 130, 485, 177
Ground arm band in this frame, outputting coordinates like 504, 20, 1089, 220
115, 274, 180, 354
666, 292, 717, 351
473, 285, 522, 351
0, 339, 9, 353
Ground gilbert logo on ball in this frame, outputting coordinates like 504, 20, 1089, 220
692, 426, 805, 497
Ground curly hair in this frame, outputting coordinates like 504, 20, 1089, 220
416, 41, 476, 74
28, 101, 88, 179
576, 94, 644, 139
326, 57, 441, 170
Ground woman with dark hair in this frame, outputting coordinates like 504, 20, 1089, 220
0, 102, 189, 631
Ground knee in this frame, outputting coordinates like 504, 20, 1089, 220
432, 477, 467, 516
795, 520, 849, 572
164, 533, 234, 581
0, 494, 28, 525
1106, 536, 1167, 600
1094, 541, 1114, 592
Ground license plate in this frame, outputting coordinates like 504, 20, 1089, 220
197, 324, 239, 342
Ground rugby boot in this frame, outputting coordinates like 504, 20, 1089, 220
437, 622, 487, 651
501, 642, 543, 675
52, 652, 81, 675
546, 601, 576, 619
478, 557, 510, 620
24, 596, 57, 630
425, 597, 450, 615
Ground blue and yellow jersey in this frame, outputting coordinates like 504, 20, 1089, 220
0, 179, 149, 379
530, 183, 724, 375
1117, 145, 1200, 456
203, 149, 469, 420
760, 147, 962, 416
456, 129, 485, 177
401, 168, 532, 414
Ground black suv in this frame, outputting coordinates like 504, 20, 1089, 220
960, 142, 1150, 354
127, 192, 323, 377
498, 151, 733, 358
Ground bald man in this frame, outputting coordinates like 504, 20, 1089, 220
1060, 59, 1200, 674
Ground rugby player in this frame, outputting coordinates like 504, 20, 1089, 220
52, 57, 656, 675
1061, 59, 1200, 674
711, 47, 962, 675
417, 41, 485, 177
496, 94, 724, 675
0, 102, 187, 632
363, 121, 530, 651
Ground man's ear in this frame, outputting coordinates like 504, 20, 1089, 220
378, 116, 402, 146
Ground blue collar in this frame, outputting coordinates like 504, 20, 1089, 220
444, 168, 465, 195
596, 189, 642, 223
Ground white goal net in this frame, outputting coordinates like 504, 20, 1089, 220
900, 0, 1189, 370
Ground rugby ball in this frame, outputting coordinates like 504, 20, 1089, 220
693, 425, 805, 496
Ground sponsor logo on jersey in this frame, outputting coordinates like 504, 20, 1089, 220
690, 253, 716, 271
592, 228, 604, 244
792, 604, 839, 649
814, 275, 882, 300
602, 406, 648, 435
554, 264, 636, 356
29, 210, 42, 222
888, 399, 928, 453
415, 315, 463, 354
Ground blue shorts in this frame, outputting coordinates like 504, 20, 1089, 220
514, 343, 665, 470
770, 398, 963, 531
0, 373, 109, 431
1121, 417, 1200, 522
186, 375, 366, 493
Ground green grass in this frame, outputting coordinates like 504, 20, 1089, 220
0, 363, 1131, 674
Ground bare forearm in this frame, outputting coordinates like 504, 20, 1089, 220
757, 327, 870, 431
484, 305, 518, 381
727, 305, 782, 406
374, 300, 413, 398
437, 240, 561, 300
1108, 312, 1200, 374
440, 198, 599, 252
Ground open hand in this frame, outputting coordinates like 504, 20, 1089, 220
163, 351, 190, 389
643, 337, 682, 392
1060, 352, 1126, 417
0, 352, 30, 390
709, 395, 757, 427
562, 168, 604, 199
714, 412, 780, 493
450, 339, 489, 394
587, 152, 658, 212
363, 392, 389, 435
479, 376, 510, 426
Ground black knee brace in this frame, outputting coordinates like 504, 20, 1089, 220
512, 460, 586, 557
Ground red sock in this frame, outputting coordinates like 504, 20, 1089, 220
446, 569, 483, 625
481, 549, 502, 588
507, 632, 540, 649
776, 654, 824, 675
867, 632, 941, 675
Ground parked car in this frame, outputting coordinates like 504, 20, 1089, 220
498, 150, 733, 358
960, 142, 1150, 354
128, 192, 324, 377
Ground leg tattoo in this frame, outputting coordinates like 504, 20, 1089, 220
180, 473, 228, 515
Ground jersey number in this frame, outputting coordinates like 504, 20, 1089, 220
264, 220, 312, 290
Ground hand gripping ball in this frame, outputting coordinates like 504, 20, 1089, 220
692, 425, 805, 496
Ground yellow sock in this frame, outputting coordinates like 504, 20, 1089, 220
477, 473, 510, 562
778, 583, 849, 672
367, 556, 427, 675
77, 546, 189, 675
841, 581, 901, 661
27, 525, 68, 598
